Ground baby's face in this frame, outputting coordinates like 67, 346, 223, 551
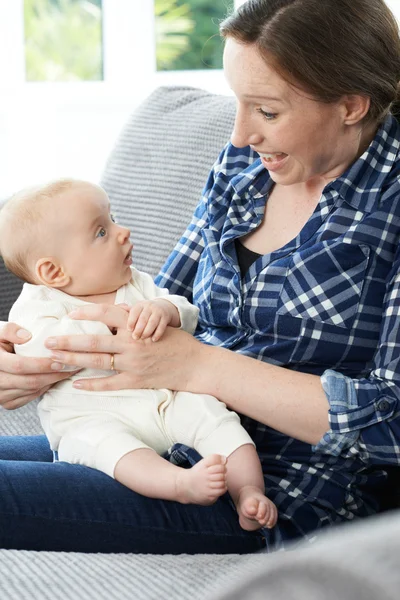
48, 182, 133, 295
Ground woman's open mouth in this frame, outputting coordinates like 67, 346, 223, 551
259, 152, 288, 172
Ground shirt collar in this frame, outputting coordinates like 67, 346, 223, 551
230, 114, 400, 214
331, 114, 400, 213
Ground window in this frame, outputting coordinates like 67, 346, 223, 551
0, 0, 239, 199
24, 0, 103, 82
155, 0, 234, 71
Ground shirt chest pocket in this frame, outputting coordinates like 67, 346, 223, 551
276, 241, 370, 329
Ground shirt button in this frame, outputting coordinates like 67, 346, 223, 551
377, 399, 390, 412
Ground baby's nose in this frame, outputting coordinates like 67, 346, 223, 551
117, 226, 130, 242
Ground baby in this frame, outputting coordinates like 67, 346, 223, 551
0, 179, 277, 531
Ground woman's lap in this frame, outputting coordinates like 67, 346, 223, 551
0, 435, 265, 553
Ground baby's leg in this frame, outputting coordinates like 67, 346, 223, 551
163, 392, 277, 530
57, 415, 227, 505
226, 443, 277, 531
114, 449, 228, 505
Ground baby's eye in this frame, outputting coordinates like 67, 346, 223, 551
110, 213, 117, 223
97, 227, 107, 238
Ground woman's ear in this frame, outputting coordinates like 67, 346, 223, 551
342, 94, 371, 125
35, 258, 70, 288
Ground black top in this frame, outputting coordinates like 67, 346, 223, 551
235, 238, 262, 277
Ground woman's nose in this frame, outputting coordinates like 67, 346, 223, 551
230, 105, 263, 148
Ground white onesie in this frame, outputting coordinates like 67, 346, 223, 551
10, 268, 253, 478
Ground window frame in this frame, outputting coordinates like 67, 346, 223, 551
0, 0, 242, 96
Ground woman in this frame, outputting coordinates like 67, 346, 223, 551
0, 0, 399, 552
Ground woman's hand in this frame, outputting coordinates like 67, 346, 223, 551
44, 304, 203, 393
0, 322, 75, 410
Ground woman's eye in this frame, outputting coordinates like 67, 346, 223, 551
97, 227, 107, 238
257, 108, 277, 121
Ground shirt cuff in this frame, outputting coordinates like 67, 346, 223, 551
314, 369, 397, 457
313, 369, 360, 456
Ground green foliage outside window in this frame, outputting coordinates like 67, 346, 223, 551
156, 0, 234, 71
24, 0, 102, 82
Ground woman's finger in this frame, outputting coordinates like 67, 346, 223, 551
73, 372, 136, 392
68, 303, 129, 330
50, 348, 117, 371
1, 391, 45, 410
0, 369, 76, 392
0, 321, 32, 345
0, 346, 75, 375
45, 331, 126, 355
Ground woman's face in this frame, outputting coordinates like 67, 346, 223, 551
223, 38, 367, 187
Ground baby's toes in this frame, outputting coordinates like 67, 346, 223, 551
242, 497, 259, 517
256, 501, 270, 524
203, 454, 226, 469
265, 503, 278, 528
209, 471, 227, 482
207, 465, 227, 477
210, 481, 228, 492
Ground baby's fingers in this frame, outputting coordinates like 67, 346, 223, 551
150, 320, 168, 342
131, 309, 153, 340
127, 306, 144, 333
140, 314, 165, 340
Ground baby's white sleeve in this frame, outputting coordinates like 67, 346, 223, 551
133, 269, 199, 335
9, 298, 111, 362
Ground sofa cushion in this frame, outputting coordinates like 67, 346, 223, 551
101, 85, 236, 278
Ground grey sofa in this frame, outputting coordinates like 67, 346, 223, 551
1, 86, 399, 600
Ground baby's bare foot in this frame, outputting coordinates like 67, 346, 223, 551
175, 454, 228, 505
236, 486, 278, 531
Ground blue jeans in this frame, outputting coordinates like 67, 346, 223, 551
0, 435, 265, 553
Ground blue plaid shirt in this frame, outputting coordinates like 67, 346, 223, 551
158, 114, 400, 549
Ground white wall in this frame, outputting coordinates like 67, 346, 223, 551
0, 73, 231, 199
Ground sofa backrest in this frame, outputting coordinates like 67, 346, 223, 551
101, 85, 236, 279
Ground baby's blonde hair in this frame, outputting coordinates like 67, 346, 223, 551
0, 178, 80, 283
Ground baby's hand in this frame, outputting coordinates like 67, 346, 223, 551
127, 300, 180, 341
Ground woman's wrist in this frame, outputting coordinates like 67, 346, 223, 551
185, 341, 238, 399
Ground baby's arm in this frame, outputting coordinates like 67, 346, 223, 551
128, 268, 200, 340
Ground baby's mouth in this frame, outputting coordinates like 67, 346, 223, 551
124, 245, 133, 264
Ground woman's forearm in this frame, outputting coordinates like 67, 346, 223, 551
191, 343, 330, 445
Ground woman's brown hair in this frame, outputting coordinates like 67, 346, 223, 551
220, 0, 400, 124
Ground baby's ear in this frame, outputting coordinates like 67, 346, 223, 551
35, 257, 70, 288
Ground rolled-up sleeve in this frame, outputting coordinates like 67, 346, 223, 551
315, 248, 400, 465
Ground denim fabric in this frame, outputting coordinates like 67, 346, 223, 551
0, 435, 266, 553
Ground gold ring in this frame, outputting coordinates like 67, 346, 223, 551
110, 353, 115, 371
